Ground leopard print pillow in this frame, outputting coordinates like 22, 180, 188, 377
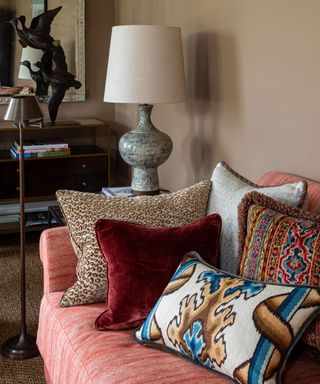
56, 180, 212, 307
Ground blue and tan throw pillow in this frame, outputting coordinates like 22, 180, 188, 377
206, 161, 307, 274
135, 252, 320, 384
238, 191, 320, 352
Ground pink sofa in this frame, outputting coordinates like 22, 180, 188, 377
37, 172, 320, 384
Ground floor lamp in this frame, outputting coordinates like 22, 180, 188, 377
1, 95, 43, 359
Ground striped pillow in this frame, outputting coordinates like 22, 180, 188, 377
238, 191, 320, 352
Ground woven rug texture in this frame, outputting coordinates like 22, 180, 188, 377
0, 232, 45, 384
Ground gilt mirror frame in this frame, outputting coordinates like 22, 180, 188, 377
0, 0, 85, 104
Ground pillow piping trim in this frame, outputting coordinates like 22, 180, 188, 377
56, 192, 80, 257
56, 191, 97, 308
221, 161, 308, 208
191, 251, 320, 290
134, 307, 320, 384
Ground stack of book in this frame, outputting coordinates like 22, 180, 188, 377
24, 211, 51, 227
101, 186, 133, 197
10, 138, 71, 159
100, 186, 170, 197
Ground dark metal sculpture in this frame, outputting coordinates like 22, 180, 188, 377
10, 6, 82, 124
20, 60, 48, 96
36, 45, 81, 123
10, 7, 62, 50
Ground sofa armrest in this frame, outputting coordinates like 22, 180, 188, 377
258, 171, 320, 214
39, 226, 77, 294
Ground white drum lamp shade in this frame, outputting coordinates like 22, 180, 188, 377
104, 25, 186, 104
104, 25, 186, 194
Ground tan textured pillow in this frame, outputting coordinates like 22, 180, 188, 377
56, 180, 212, 307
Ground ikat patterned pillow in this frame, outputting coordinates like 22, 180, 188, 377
135, 252, 320, 384
206, 161, 307, 274
238, 191, 320, 352
56, 180, 212, 307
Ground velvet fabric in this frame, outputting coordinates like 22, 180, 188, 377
94, 214, 222, 330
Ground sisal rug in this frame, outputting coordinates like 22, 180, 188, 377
0, 232, 45, 384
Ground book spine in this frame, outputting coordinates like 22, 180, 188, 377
10, 148, 33, 159
37, 150, 70, 157
10, 147, 70, 158
13, 140, 69, 150
101, 187, 133, 197
14, 147, 71, 154
101, 188, 116, 196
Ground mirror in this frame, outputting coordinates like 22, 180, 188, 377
0, 0, 85, 104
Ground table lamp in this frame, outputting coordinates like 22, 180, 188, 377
104, 25, 186, 195
1, 95, 43, 359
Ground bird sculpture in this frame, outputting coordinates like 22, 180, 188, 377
10, 7, 62, 51
10, 6, 82, 124
50, 44, 68, 73
35, 45, 81, 124
20, 60, 48, 96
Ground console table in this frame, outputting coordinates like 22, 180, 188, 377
0, 118, 112, 233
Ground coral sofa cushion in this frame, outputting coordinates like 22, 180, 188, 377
95, 214, 221, 330
56, 180, 211, 307
206, 161, 307, 274
238, 191, 320, 352
135, 252, 320, 384
258, 171, 320, 215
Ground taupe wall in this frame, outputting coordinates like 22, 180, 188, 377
3, 1, 320, 192
0, 0, 115, 123
115, 0, 320, 191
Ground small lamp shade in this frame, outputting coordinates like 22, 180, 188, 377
18, 47, 43, 79
104, 25, 187, 104
4, 95, 43, 122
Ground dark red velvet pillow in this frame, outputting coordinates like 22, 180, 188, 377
94, 213, 221, 330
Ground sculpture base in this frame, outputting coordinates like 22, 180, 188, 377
44, 120, 81, 126
1, 333, 39, 359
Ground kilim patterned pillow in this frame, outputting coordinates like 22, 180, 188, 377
206, 161, 307, 274
135, 252, 320, 384
238, 191, 320, 352
56, 180, 211, 307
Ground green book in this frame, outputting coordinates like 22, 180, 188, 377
37, 150, 71, 157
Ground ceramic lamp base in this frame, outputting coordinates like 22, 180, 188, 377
131, 167, 160, 195
119, 104, 172, 195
